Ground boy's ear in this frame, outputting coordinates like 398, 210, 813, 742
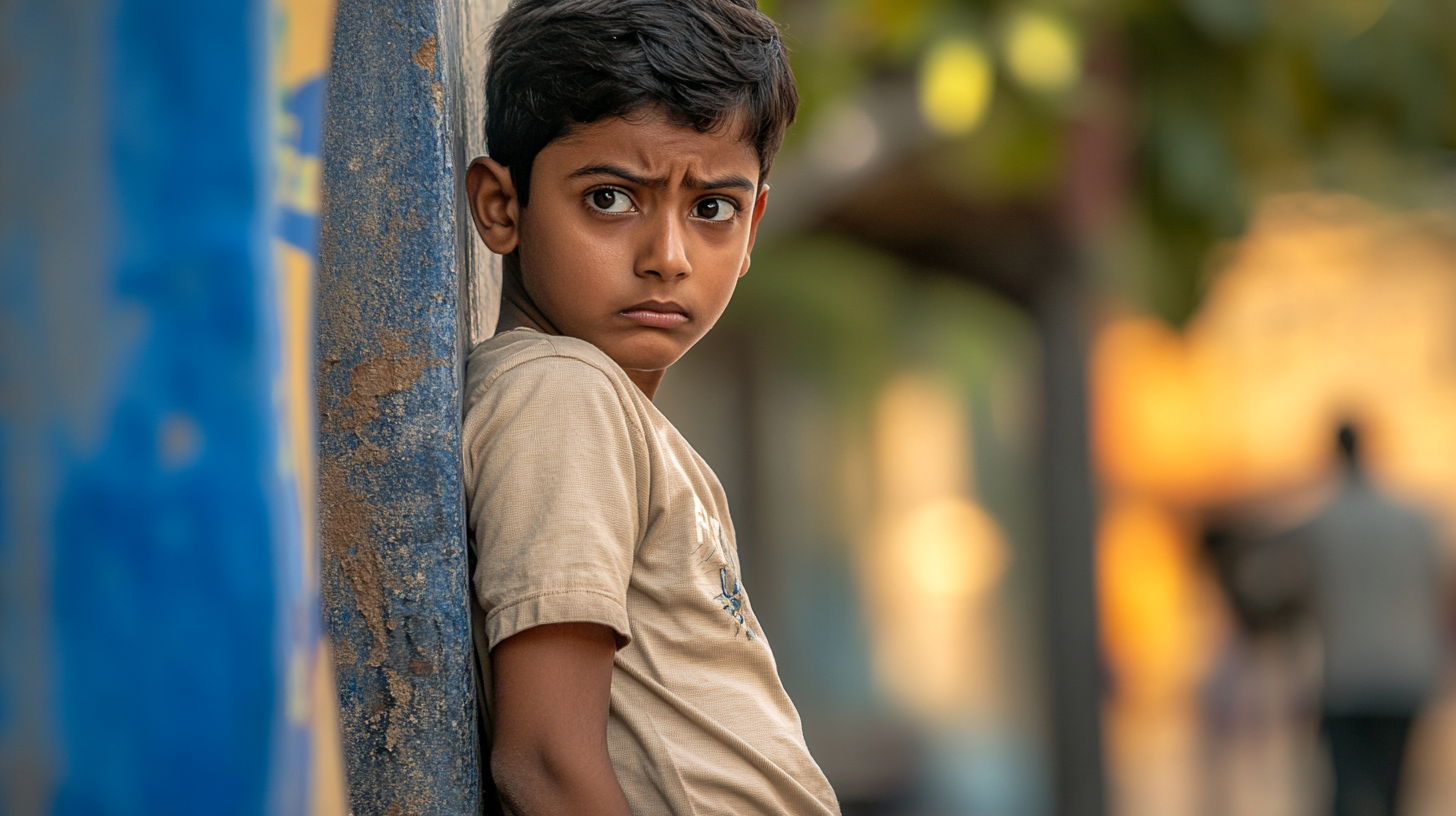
466, 157, 520, 255
739, 184, 770, 278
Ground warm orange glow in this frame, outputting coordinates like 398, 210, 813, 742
889, 498, 1008, 599
1095, 194, 1456, 526
1092, 319, 1240, 503
1097, 497, 1219, 706
874, 373, 971, 509
863, 374, 1011, 719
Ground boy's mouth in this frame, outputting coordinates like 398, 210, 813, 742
620, 300, 689, 329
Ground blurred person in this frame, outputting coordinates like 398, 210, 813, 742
1202, 524, 1312, 640
1199, 520, 1321, 816
460, 1, 839, 815
1296, 424, 1444, 816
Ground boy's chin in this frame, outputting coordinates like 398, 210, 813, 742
598, 333, 693, 374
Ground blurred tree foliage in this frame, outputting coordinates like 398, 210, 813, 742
765, 0, 1456, 323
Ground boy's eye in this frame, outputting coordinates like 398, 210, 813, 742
691, 198, 737, 222
588, 188, 633, 213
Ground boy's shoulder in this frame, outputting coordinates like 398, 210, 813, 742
465, 327, 628, 402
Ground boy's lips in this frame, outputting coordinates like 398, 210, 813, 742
620, 301, 689, 329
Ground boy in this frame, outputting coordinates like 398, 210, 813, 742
461, 1, 840, 814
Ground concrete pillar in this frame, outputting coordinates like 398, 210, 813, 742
317, 0, 502, 811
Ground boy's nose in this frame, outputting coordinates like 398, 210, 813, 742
637, 211, 691, 281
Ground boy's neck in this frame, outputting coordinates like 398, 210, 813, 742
495, 268, 667, 400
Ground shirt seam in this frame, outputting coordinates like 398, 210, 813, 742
469, 335, 653, 545
473, 343, 650, 454
474, 335, 633, 408
485, 587, 630, 628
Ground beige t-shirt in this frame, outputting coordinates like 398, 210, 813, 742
463, 328, 839, 816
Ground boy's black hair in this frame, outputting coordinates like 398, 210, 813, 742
485, 0, 798, 206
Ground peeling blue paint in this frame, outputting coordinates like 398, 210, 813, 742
317, 0, 481, 812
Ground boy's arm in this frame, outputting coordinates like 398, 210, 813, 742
490, 622, 632, 816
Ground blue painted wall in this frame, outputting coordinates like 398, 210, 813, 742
317, 0, 481, 812
0, 0, 345, 813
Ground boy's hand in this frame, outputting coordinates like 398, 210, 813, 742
490, 622, 632, 816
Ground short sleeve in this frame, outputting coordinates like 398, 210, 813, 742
463, 353, 646, 650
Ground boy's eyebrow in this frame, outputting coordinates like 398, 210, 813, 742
570, 164, 757, 192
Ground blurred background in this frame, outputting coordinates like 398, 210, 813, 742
9, 0, 1456, 813
654, 1, 1456, 814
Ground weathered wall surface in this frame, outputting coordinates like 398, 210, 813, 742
317, 0, 485, 812
449, 0, 508, 346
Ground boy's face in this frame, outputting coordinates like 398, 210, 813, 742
468, 110, 768, 393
